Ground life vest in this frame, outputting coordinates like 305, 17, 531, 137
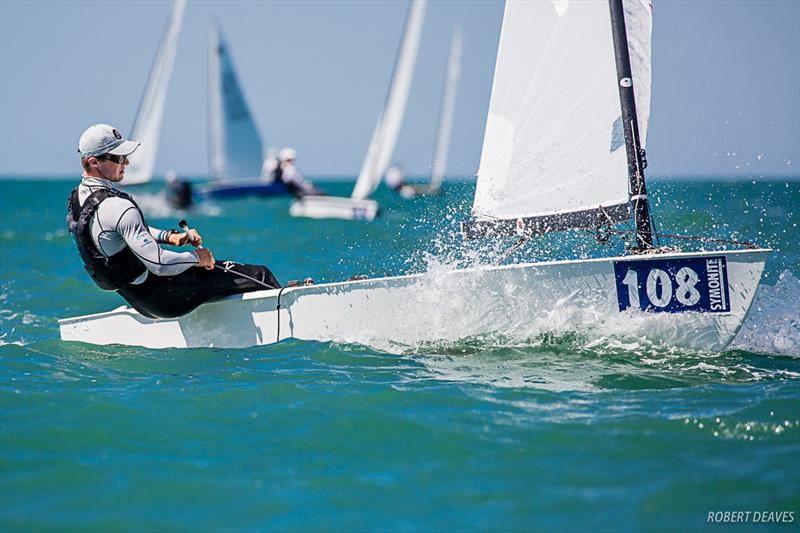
66, 187, 148, 291
272, 162, 284, 184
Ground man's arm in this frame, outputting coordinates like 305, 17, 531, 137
148, 225, 203, 247
115, 203, 200, 276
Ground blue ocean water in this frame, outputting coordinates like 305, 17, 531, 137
1, 178, 798, 531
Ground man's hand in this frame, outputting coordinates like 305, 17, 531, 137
168, 229, 203, 247
195, 248, 215, 270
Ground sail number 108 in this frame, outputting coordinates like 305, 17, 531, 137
622, 267, 701, 308
613, 257, 731, 314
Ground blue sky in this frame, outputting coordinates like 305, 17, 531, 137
0, 0, 798, 179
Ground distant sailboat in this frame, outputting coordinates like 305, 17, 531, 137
124, 0, 186, 186
198, 20, 288, 199
289, 0, 426, 220
399, 25, 462, 198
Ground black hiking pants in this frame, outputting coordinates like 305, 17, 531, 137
117, 261, 281, 319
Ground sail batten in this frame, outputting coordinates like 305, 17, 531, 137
125, 0, 186, 185
471, 0, 652, 231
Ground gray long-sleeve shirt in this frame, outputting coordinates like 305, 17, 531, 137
77, 177, 199, 284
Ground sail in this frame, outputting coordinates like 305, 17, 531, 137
472, 0, 653, 230
430, 26, 462, 191
351, 0, 426, 200
125, 0, 186, 185
208, 21, 264, 179
625, 0, 652, 147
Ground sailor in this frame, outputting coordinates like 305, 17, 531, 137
274, 147, 325, 199
67, 124, 281, 319
384, 165, 414, 197
164, 170, 193, 210
260, 148, 279, 181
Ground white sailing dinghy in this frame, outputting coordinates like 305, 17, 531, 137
60, 0, 768, 352
289, 0, 426, 221
198, 21, 288, 200
124, 0, 186, 186
400, 25, 462, 199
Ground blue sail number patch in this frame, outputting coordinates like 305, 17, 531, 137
613, 256, 731, 313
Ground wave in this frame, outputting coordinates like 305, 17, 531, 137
729, 270, 800, 356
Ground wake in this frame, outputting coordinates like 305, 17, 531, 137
729, 270, 800, 357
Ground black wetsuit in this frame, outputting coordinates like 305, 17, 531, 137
68, 177, 280, 319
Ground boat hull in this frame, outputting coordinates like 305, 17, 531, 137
197, 178, 289, 200
400, 184, 440, 199
59, 249, 769, 352
289, 196, 379, 221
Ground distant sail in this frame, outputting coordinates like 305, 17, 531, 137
473, 0, 652, 225
208, 20, 263, 179
430, 26, 462, 191
125, 0, 186, 185
351, 0, 426, 200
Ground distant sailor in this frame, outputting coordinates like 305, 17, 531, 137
260, 147, 279, 180
67, 124, 281, 319
273, 147, 325, 199
164, 170, 193, 210
384, 165, 414, 197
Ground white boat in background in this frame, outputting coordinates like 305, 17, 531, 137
290, 0, 426, 221
400, 25, 462, 199
60, 0, 768, 352
198, 20, 288, 200
124, 0, 186, 186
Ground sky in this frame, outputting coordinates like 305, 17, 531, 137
0, 0, 798, 180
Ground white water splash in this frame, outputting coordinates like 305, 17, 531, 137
729, 270, 800, 356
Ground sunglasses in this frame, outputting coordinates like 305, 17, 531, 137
96, 153, 129, 164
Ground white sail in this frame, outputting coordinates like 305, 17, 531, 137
625, 0, 653, 147
208, 21, 264, 179
351, 0, 426, 200
125, 0, 186, 185
430, 26, 462, 191
473, 0, 653, 225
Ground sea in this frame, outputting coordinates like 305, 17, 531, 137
1, 178, 798, 531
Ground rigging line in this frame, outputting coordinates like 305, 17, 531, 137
629, 118, 647, 248
274, 280, 305, 342
494, 236, 529, 266
275, 285, 289, 343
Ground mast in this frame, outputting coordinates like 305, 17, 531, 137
609, 0, 653, 249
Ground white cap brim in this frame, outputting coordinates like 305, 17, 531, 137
107, 140, 141, 156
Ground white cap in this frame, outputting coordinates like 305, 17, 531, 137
279, 147, 296, 162
78, 124, 140, 158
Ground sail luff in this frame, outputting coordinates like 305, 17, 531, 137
351, 0, 426, 200
125, 0, 186, 185
208, 21, 224, 179
429, 26, 462, 191
609, 0, 653, 248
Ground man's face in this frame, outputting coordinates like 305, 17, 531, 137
93, 154, 129, 182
